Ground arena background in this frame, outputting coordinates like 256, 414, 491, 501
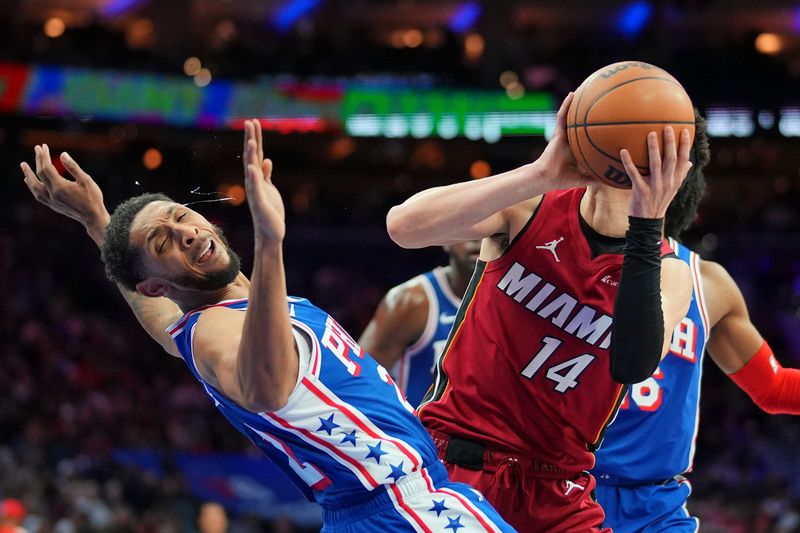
2, 0, 800, 531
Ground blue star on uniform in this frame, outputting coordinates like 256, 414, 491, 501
444, 515, 464, 532
316, 414, 340, 435
365, 442, 388, 463
428, 499, 448, 517
386, 461, 406, 482
340, 429, 358, 447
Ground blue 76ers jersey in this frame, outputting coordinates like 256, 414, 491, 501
593, 240, 710, 482
167, 297, 439, 507
392, 267, 461, 407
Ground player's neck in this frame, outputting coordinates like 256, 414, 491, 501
580, 186, 632, 238
443, 265, 470, 299
172, 272, 251, 313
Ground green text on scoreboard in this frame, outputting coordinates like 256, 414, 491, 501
342, 89, 555, 143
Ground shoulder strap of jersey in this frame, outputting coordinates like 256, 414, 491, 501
430, 267, 461, 308
667, 237, 690, 262
167, 298, 248, 338
688, 248, 711, 337
406, 273, 439, 356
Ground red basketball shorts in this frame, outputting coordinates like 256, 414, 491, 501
429, 430, 611, 532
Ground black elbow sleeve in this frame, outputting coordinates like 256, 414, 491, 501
609, 217, 665, 385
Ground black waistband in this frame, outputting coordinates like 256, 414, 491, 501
431, 430, 580, 479
444, 435, 485, 470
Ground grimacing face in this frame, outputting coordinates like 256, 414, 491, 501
129, 201, 241, 291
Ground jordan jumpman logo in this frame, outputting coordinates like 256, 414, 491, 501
564, 480, 586, 496
536, 237, 564, 263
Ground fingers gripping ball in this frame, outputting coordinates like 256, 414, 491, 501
566, 61, 695, 189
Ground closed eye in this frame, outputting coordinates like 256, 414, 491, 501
155, 211, 186, 254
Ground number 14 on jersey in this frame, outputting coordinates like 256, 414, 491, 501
520, 336, 596, 393
520, 336, 665, 410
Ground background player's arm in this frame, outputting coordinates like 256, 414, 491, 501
386, 92, 590, 248
193, 120, 298, 412
359, 280, 430, 369
703, 260, 800, 414
22, 145, 183, 358
703, 261, 763, 373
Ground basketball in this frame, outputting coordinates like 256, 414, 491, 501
566, 61, 695, 189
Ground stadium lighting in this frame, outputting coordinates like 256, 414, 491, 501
274, 0, 321, 31
617, 1, 652, 36
100, 0, 147, 17
449, 1, 482, 33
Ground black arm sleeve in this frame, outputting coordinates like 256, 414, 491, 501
609, 216, 665, 385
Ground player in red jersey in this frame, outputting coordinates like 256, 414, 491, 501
386, 92, 695, 532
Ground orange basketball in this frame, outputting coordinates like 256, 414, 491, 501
566, 61, 695, 189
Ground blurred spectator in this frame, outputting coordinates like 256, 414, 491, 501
197, 502, 227, 533
272, 516, 296, 533
0, 499, 28, 533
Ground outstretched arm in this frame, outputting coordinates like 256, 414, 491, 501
386, 92, 591, 248
359, 280, 430, 370
704, 260, 800, 415
192, 120, 298, 412
609, 127, 694, 384
22, 145, 182, 357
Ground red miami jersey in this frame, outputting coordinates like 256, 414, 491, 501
419, 187, 666, 473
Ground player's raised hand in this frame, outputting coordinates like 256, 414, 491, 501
533, 92, 593, 190
242, 119, 286, 245
621, 126, 693, 219
21, 144, 110, 244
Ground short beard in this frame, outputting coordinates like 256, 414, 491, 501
171, 229, 242, 291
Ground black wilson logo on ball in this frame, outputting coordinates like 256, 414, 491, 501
604, 165, 631, 186
598, 61, 661, 80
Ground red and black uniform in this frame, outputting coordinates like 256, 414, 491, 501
420, 188, 655, 532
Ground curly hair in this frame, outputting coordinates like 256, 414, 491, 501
664, 109, 711, 239
101, 193, 173, 292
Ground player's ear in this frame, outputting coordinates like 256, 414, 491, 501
137, 277, 171, 297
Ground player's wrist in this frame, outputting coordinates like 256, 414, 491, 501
628, 193, 671, 219
529, 151, 586, 193
624, 217, 663, 256
527, 160, 560, 193
254, 235, 284, 254
86, 226, 105, 247
85, 212, 110, 246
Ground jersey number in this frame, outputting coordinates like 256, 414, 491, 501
521, 336, 596, 393
621, 367, 664, 411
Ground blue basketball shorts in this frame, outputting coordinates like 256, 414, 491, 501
595, 477, 698, 533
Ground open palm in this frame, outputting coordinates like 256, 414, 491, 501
243, 119, 286, 244
22, 144, 110, 244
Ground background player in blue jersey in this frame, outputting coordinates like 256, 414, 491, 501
594, 113, 800, 532
359, 241, 480, 407
21, 120, 515, 533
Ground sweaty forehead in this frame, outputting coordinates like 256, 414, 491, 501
130, 200, 176, 239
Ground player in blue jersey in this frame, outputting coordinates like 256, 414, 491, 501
21, 121, 515, 533
593, 112, 800, 532
359, 241, 480, 407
